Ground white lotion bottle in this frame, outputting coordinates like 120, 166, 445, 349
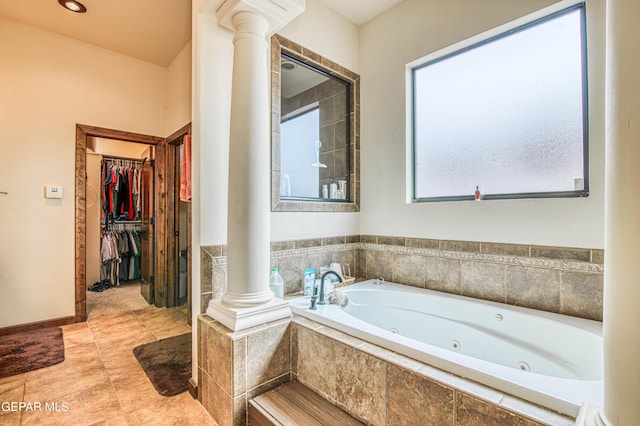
330, 183, 338, 199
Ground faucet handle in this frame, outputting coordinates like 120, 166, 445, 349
309, 295, 318, 310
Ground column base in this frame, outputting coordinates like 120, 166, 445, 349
575, 403, 611, 426
206, 297, 291, 331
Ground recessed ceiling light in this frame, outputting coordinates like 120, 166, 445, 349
58, 0, 87, 13
281, 61, 296, 71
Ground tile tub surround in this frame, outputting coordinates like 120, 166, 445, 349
196, 312, 574, 425
199, 235, 361, 314
200, 235, 603, 321
196, 236, 602, 424
360, 236, 604, 321
197, 315, 292, 426
291, 316, 575, 426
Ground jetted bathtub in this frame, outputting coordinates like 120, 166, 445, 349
289, 279, 603, 417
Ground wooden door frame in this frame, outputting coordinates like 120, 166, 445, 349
165, 124, 192, 320
75, 124, 165, 322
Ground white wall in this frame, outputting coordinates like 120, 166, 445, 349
359, 0, 606, 249
92, 138, 151, 158
0, 17, 168, 328
193, 0, 233, 249
167, 41, 193, 135
272, 0, 361, 241
191, 0, 229, 388
278, 0, 359, 73
193, 0, 361, 250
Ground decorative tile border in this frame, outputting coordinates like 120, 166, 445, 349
205, 241, 602, 273
362, 243, 604, 274
208, 243, 360, 266
363, 235, 603, 264
211, 256, 227, 266
271, 243, 361, 259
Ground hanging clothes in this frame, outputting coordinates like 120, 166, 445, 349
101, 159, 143, 224
116, 166, 129, 218
98, 157, 144, 287
99, 230, 120, 286
127, 167, 136, 220
134, 164, 142, 216
99, 229, 142, 286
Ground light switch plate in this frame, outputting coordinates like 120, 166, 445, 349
45, 186, 63, 199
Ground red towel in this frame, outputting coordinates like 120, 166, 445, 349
180, 135, 192, 202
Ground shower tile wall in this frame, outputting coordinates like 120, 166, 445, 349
199, 235, 603, 322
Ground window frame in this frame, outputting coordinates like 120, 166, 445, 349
410, 3, 590, 202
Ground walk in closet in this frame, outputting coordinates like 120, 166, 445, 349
99, 157, 144, 287
76, 124, 192, 324
86, 138, 154, 296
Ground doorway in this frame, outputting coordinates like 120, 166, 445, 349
75, 124, 191, 323
85, 139, 153, 318
166, 124, 192, 324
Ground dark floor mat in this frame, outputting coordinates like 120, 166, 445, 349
0, 327, 65, 377
133, 333, 191, 397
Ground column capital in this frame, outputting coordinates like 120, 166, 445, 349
216, 0, 305, 36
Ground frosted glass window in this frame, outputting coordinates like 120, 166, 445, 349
412, 5, 588, 201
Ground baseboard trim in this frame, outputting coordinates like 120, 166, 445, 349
0, 316, 76, 336
188, 377, 198, 399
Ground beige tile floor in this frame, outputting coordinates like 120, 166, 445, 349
0, 304, 216, 426
86, 283, 151, 321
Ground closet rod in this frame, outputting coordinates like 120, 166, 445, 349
101, 154, 143, 162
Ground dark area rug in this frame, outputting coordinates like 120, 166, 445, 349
0, 327, 65, 377
133, 333, 191, 397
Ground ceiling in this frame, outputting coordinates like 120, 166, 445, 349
0, 0, 402, 67
0, 0, 191, 67
319, 0, 404, 26
281, 57, 329, 99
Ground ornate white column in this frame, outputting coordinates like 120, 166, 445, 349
578, 0, 640, 424
207, 0, 304, 331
